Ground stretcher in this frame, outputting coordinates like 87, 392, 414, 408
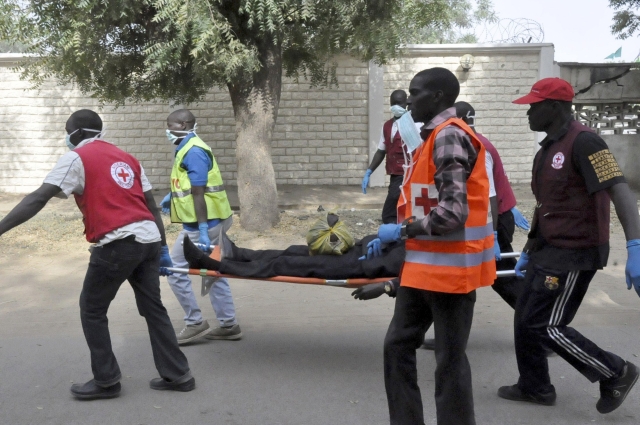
165, 245, 520, 292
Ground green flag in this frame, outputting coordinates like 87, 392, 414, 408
605, 47, 622, 60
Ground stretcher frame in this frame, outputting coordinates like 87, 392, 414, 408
166, 247, 520, 289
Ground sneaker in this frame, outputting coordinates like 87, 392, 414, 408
206, 324, 243, 340
596, 361, 639, 414
70, 379, 121, 400
497, 384, 556, 406
176, 320, 211, 345
150, 377, 196, 392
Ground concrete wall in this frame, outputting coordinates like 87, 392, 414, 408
0, 44, 554, 194
605, 135, 640, 191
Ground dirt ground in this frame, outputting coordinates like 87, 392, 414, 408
0, 187, 627, 255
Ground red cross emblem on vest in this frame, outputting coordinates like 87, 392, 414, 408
411, 184, 437, 219
117, 168, 130, 182
110, 162, 135, 189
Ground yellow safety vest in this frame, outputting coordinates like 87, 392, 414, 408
170, 136, 232, 223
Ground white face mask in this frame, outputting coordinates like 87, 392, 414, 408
64, 128, 102, 150
167, 123, 198, 145
396, 112, 423, 153
390, 105, 407, 118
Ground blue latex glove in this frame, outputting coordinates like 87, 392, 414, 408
378, 223, 402, 244
160, 193, 171, 215
511, 207, 530, 231
625, 239, 640, 297
198, 223, 211, 252
359, 238, 383, 260
514, 251, 530, 279
493, 230, 501, 261
362, 169, 373, 194
159, 245, 173, 276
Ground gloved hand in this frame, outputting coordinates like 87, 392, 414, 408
160, 193, 171, 215
159, 245, 173, 276
198, 223, 211, 252
359, 238, 383, 260
625, 239, 640, 297
493, 230, 501, 261
362, 169, 373, 194
514, 251, 530, 278
378, 223, 402, 244
511, 207, 530, 231
351, 282, 386, 300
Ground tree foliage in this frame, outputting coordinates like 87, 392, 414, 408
1, 0, 459, 106
405, 0, 497, 44
610, 0, 640, 39
0, 0, 469, 230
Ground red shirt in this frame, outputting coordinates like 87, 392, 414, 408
476, 133, 517, 214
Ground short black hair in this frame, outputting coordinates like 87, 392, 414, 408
454, 101, 475, 119
68, 109, 102, 131
390, 90, 407, 105
168, 109, 196, 127
414, 67, 460, 106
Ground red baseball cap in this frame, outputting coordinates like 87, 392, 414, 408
512, 78, 574, 104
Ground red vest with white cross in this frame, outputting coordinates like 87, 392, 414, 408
73, 140, 154, 243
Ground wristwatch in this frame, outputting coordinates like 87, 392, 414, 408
384, 281, 393, 294
400, 223, 409, 240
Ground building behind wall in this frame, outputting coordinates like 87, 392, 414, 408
0, 43, 556, 194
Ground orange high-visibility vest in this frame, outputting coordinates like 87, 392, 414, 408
398, 118, 496, 294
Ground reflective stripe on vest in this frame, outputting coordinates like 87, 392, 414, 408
405, 246, 494, 267
172, 185, 225, 198
413, 222, 493, 242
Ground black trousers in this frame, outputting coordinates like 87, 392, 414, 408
382, 174, 404, 224
492, 210, 520, 309
80, 238, 191, 387
218, 236, 404, 279
514, 259, 626, 395
384, 287, 476, 425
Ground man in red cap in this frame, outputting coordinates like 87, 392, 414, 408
499, 77, 640, 414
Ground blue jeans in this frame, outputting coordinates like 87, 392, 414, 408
167, 217, 237, 327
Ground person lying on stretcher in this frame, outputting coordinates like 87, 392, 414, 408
182, 212, 402, 301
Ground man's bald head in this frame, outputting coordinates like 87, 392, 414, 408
167, 109, 196, 130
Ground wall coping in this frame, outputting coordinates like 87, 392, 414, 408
403, 43, 554, 56
0, 53, 35, 66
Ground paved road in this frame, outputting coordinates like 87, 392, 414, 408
0, 185, 639, 424
0, 248, 639, 425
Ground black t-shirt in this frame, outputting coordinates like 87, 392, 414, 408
531, 120, 626, 270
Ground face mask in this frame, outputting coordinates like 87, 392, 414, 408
396, 111, 423, 153
167, 123, 198, 145
65, 129, 79, 150
65, 128, 103, 150
390, 105, 407, 118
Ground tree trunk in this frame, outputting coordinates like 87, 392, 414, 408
228, 41, 282, 231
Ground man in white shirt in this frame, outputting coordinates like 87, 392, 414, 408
362, 90, 423, 224
0, 109, 194, 400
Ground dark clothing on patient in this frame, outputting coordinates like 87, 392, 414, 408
219, 235, 404, 279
